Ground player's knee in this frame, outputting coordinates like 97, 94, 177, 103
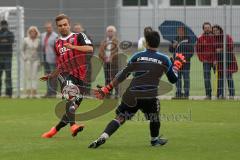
75, 96, 83, 106
115, 116, 126, 125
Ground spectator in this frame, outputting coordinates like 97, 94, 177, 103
169, 26, 194, 99
196, 22, 215, 99
22, 26, 41, 98
73, 23, 84, 33
0, 20, 14, 98
98, 25, 119, 98
137, 26, 153, 51
41, 22, 58, 98
212, 25, 238, 99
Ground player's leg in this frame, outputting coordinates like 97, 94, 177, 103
203, 62, 212, 99
227, 72, 235, 98
42, 92, 84, 138
42, 76, 84, 138
61, 75, 85, 137
174, 71, 182, 98
88, 102, 137, 148
141, 98, 168, 146
5, 58, 12, 97
68, 96, 85, 137
183, 62, 190, 98
217, 71, 223, 98
0, 63, 3, 96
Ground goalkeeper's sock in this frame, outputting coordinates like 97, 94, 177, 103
150, 121, 160, 137
99, 132, 109, 140
103, 119, 121, 137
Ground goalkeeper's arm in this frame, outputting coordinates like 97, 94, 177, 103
94, 64, 132, 99
166, 53, 186, 84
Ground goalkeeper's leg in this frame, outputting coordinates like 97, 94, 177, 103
88, 115, 125, 148
142, 98, 167, 146
149, 115, 167, 146
88, 102, 137, 148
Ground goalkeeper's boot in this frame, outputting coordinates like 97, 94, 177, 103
41, 127, 57, 138
71, 124, 85, 137
151, 137, 168, 146
88, 137, 106, 148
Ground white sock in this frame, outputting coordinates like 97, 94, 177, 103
151, 137, 158, 141
100, 132, 109, 140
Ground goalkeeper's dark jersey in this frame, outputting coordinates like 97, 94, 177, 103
115, 49, 178, 96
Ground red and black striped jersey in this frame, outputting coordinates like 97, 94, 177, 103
54, 32, 93, 81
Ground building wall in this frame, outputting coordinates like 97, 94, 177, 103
118, 3, 240, 43
1, 0, 240, 43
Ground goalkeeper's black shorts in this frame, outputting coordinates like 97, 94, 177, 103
115, 98, 160, 121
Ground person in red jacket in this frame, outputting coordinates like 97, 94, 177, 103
196, 22, 216, 99
212, 25, 238, 99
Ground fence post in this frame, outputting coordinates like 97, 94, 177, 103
184, 0, 186, 23
137, 0, 141, 40
104, 0, 108, 31
59, 0, 63, 13
16, 6, 21, 98
223, 4, 227, 98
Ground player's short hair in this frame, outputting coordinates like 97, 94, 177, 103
55, 14, 70, 24
145, 30, 160, 48
202, 22, 211, 30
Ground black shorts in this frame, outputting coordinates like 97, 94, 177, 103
58, 74, 87, 94
58, 74, 87, 105
115, 98, 160, 121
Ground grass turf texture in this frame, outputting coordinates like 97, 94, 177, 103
0, 99, 239, 160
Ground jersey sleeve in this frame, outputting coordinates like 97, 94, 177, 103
77, 32, 93, 46
164, 56, 178, 84
114, 52, 139, 83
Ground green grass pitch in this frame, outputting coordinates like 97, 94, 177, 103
0, 99, 239, 160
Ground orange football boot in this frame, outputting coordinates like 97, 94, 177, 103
70, 124, 85, 137
41, 127, 57, 138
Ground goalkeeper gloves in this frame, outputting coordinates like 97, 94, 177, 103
173, 53, 186, 71
94, 84, 113, 99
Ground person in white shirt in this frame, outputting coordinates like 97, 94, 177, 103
137, 26, 153, 51
22, 26, 41, 98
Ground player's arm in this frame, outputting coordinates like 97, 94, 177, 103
64, 32, 93, 52
165, 53, 186, 84
39, 68, 61, 81
94, 54, 137, 99
94, 65, 131, 99
64, 43, 93, 52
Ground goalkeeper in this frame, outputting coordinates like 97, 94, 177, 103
89, 28, 185, 148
